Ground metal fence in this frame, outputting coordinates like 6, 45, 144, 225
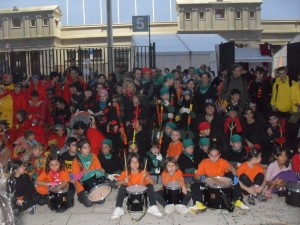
0, 44, 156, 78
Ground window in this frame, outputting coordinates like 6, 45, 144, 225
11, 18, 21, 28
55, 19, 59, 27
199, 12, 205, 20
235, 11, 241, 19
215, 9, 225, 19
30, 19, 36, 27
249, 11, 255, 19
43, 18, 48, 26
185, 12, 191, 20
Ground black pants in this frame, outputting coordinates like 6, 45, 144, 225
190, 172, 243, 205
67, 182, 76, 207
13, 192, 41, 212
155, 190, 191, 207
116, 184, 156, 207
239, 173, 264, 195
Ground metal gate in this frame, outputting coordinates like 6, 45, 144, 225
0, 44, 156, 79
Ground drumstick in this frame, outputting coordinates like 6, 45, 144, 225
124, 151, 128, 178
141, 159, 148, 185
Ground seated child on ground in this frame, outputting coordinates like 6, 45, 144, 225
237, 148, 267, 205
111, 153, 162, 219
155, 157, 191, 215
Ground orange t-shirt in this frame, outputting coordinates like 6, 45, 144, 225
237, 162, 265, 183
167, 141, 183, 158
161, 170, 185, 188
118, 170, 150, 186
71, 153, 102, 193
35, 169, 70, 195
195, 158, 231, 177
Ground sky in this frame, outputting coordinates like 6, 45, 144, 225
0, 0, 299, 26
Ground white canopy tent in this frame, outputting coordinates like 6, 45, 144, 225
131, 34, 227, 71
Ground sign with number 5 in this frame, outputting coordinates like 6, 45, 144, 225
132, 16, 149, 32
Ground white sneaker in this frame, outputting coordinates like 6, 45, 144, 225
165, 204, 175, 214
111, 207, 125, 219
175, 204, 188, 214
147, 205, 162, 217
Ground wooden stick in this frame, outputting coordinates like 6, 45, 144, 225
169, 94, 174, 122
132, 105, 139, 150
124, 151, 128, 177
144, 159, 148, 172
141, 159, 148, 185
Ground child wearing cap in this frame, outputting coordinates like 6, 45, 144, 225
166, 129, 183, 161
159, 122, 176, 158
193, 121, 211, 151
159, 87, 175, 123
197, 137, 210, 162
178, 139, 200, 175
146, 143, 164, 174
223, 134, 246, 167
98, 139, 122, 180
175, 90, 196, 139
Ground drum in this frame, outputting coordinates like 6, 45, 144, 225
48, 188, 68, 212
81, 176, 111, 202
285, 182, 300, 207
126, 185, 148, 212
204, 176, 233, 210
163, 181, 183, 204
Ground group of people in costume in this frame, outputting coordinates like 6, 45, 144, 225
0, 62, 299, 220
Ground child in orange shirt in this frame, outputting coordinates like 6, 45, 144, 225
237, 148, 267, 205
35, 149, 75, 211
166, 129, 183, 160
71, 138, 104, 207
155, 157, 191, 214
189, 145, 249, 213
111, 153, 162, 219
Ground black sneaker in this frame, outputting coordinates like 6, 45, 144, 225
13, 208, 21, 217
247, 196, 255, 205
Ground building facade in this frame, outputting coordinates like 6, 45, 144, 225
0, 3, 299, 74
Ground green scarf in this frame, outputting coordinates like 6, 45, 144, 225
104, 153, 112, 160
147, 152, 158, 168
78, 153, 93, 170
78, 153, 104, 182
183, 151, 194, 162
199, 83, 210, 94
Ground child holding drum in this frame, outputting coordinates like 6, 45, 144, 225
35, 149, 75, 212
111, 153, 162, 220
72, 138, 109, 207
237, 148, 267, 205
265, 146, 297, 198
155, 157, 191, 214
189, 145, 249, 214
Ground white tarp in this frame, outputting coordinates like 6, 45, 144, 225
235, 48, 272, 63
131, 34, 227, 70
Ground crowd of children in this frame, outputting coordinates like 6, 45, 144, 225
0, 63, 299, 219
